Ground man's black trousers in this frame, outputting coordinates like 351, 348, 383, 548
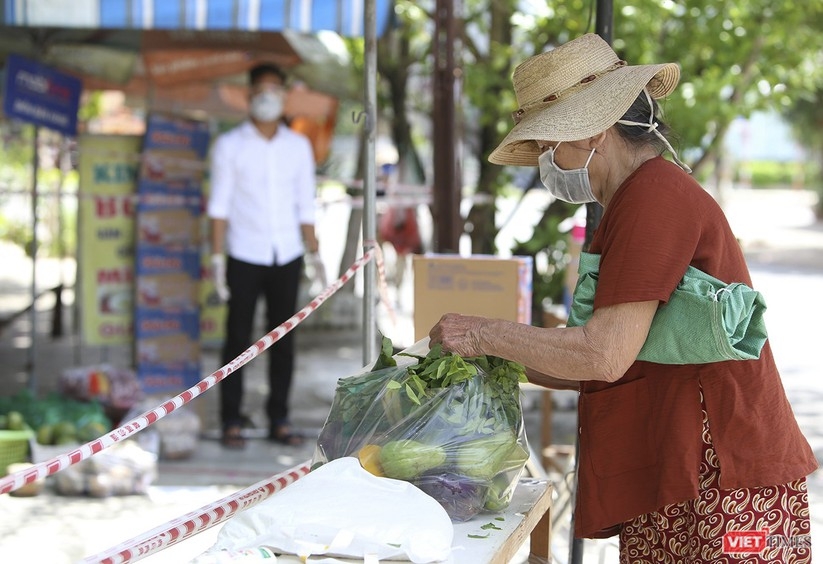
220, 255, 303, 433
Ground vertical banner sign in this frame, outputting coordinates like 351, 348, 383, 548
134, 114, 210, 394
2, 54, 82, 136
78, 135, 141, 345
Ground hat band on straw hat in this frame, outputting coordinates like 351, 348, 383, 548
512, 60, 628, 124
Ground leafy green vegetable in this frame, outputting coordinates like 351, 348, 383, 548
371, 335, 398, 371
395, 342, 527, 418
468, 533, 490, 539
481, 522, 502, 530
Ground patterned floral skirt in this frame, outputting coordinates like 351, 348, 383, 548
619, 391, 811, 563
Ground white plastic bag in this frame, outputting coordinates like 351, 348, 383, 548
195, 458, 454, 563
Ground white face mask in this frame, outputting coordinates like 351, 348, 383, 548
250, 91, 285, 122
538, 142, 598, 204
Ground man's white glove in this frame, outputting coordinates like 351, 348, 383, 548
211, 254, 230, 303
305, 252, 328, 295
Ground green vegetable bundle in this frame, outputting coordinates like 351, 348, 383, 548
313, 337, 531, 521
0, 390, 112, 445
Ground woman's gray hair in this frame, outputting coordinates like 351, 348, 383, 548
613, 89, 691, 172
614, 91, 674, 155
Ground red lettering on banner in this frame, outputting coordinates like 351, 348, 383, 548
140, 319, 181, 332
142, 256, 181, 270
723, 531, 768, 554
95, 197, 118, 218
97, 268, 133, 285
94, 196, 134, 218
150, 131, 190, 147
99, 323, 133, 337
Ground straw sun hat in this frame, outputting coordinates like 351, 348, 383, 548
489, 33, 681, 167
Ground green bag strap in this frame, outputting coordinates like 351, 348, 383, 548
568, 252, 768, 364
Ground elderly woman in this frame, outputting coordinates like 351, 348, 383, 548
429, 34, 816, 562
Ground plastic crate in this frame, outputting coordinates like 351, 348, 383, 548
0, 430, 34, 475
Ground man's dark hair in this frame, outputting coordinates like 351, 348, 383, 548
249, 63, 287, 86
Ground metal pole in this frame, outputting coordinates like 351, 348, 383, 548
432, 0, 461, 253
52, 135, 68, 339
361, 0, 378, 364
583, 0, 613, 249
570, 5, 613, 564
595, 0, 613, 43
74, 157, 83, 366
28, 125, 40, 393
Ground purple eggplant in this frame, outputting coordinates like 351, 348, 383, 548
415, 472, 488, 522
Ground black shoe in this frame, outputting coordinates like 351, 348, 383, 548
268, 424, 304, 446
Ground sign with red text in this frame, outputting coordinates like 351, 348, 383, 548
77, 134, 141, 345
2, 54, 82, 135
134, 113, 210, 394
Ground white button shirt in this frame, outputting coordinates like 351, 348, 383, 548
207, 121, 316, 266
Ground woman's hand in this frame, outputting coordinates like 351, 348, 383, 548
428, 313, 492, 358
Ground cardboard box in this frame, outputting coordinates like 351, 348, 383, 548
413, 255, 533, 340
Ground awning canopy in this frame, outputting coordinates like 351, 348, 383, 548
0, 0, 395, 100
2, 0, 394, 37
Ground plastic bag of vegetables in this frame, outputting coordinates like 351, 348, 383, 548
313, 336, 530, 522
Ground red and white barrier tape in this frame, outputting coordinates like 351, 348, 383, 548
0, 247, 377, 496
369, 240, 396, 326
75, 245, 394, 563
81, 460, 311, 564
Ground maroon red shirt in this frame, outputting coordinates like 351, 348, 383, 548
574, 156, 817, 538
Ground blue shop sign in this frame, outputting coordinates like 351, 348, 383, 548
2, 54, 82, 136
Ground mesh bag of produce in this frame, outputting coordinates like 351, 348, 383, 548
313, 337, 530, 522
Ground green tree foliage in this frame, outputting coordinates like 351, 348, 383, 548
780, 6, 823, 214
377, 1, 431, 184
0, 121, 34, 190
613, 0, 823, 175
347, 0, 823, 254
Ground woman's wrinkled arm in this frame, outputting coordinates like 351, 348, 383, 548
429, 299, 658, 384
525, 367, 581, 391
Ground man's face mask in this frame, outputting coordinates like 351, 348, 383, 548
250, 90, 285, 123
538, 142, 597, 204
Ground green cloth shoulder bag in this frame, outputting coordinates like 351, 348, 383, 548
567, 252, 768, 364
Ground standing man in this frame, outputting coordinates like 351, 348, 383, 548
208, 63, 318, 449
